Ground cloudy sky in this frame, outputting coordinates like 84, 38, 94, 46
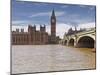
12, 0, 96, 38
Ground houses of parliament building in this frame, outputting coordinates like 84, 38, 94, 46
12, 10, 60, 45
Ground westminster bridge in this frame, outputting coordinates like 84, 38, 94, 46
60, 27, 96, 48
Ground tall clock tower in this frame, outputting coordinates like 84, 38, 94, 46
51, 9, 56, 43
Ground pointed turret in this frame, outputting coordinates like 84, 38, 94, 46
75, 26, 77, 31
51, 9, 55, 17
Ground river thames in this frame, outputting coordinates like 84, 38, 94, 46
12, 45, 96, 74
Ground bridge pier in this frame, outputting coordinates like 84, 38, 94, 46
74, 40, 78, 47
92, 41, 96, 52
74, 43, 77, 47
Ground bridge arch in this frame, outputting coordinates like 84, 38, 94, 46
64, 40, 67, 45
77, 36, 94, 48
68, 38, 74, 46
77, 34, 95, 42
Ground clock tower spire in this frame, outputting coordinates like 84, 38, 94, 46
51, 9, 56, 43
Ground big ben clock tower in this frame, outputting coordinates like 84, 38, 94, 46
51, 9, 56, 43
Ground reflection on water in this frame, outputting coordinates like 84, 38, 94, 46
12, 45, 96, 74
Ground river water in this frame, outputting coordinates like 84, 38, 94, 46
12, 45, 96, 74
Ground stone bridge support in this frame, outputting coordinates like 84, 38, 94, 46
62, 28, 96, 50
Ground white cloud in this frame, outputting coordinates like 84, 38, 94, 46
12, 24, 44, 32
12, 20, 41, 25
61, 5, 69, 8
89, 6, 95, 10
29, 12, 50, 17
79, 5, 87, 8
56, 11, 66, 17
12, 25, 28, 32
12, 20, 31, 25
29, 11, 65, 18
56, 23, 71, 38
79, 5, 95, 11
77, 22, 95, 30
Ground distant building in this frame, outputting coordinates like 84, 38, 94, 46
66, 27, 86, 36
12, 25, 48, 45
12, 10, 60, 45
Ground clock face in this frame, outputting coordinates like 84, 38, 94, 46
52, 19, 55, 23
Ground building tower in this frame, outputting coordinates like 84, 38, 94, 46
40, 25, 46, 32
51, 9, 56, 43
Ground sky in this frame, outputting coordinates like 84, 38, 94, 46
12, 0, 96, 38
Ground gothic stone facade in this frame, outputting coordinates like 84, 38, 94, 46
12, 10, 57, 45
12, 25, 48, 45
